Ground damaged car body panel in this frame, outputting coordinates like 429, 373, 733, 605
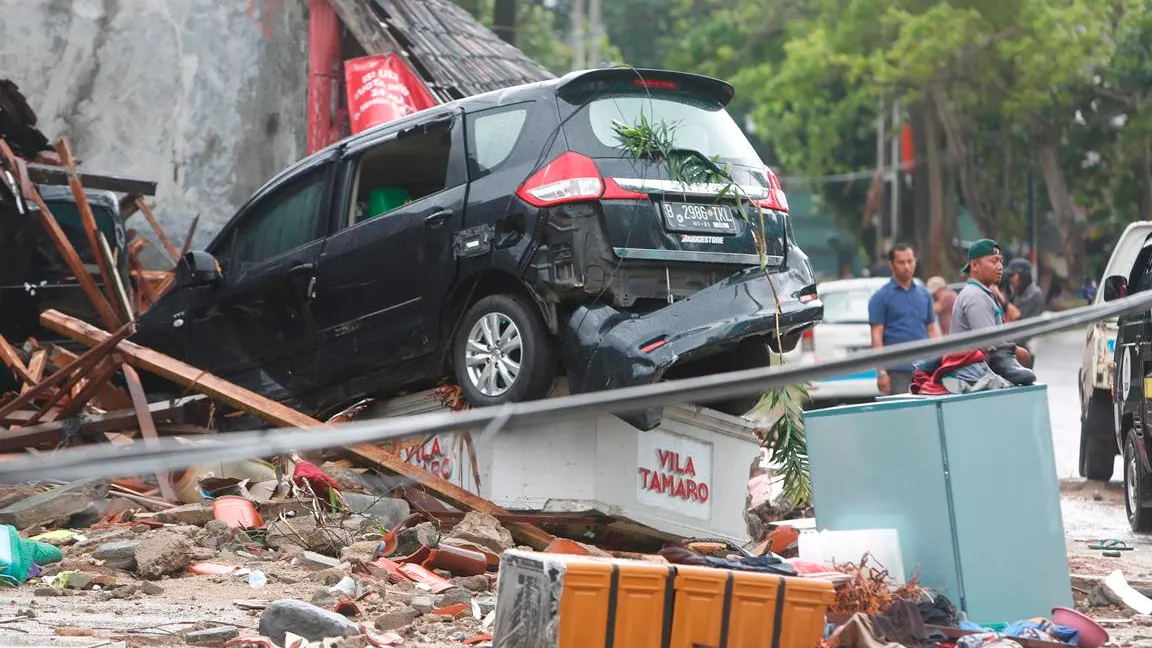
132, 68, 822, 429
0, 184, 129, 343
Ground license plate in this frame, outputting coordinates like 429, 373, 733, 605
659, 201, 737, 235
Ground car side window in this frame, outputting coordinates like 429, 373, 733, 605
346, 117, 467, 227
1130, 242, 1152, 293
466, 104, 530, 180
220, 168, 329, 276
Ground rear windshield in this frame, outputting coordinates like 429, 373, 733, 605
586, 94, 761, 165
820, 288, 875, 324
558, 82, 762, 166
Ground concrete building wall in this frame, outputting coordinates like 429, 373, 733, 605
0, 0, 310, 255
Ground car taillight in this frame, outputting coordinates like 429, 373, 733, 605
752, 167, 790, 213
516, 152, 647, 207
801, 329, 815, 353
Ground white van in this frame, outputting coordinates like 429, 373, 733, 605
1080, 221, 1152, 480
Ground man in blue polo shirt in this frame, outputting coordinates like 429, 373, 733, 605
868, 244, 941, 395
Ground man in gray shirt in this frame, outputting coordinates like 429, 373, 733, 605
952, 238, 1006, 333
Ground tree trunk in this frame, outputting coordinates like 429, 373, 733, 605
1036, 139, 1083, 282
493, 0, 517, 44
932, 89, 998, 240
923, 95, 949, 279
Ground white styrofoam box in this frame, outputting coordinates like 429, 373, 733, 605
798, 528, 906, 584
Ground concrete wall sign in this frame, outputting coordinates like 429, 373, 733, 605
636, 429, 713, 520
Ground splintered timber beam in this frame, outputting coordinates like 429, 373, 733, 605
24, 162, 157, 196
39, 309, 555, 549
56, 140, 122, 321
0, 322, 134, 420
122, 364, 177, 501
133, 196, 181, 262
0, 396, 204, 452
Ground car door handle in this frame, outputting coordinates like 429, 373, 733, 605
288, 262, 316, 278
425, 209, 452, 229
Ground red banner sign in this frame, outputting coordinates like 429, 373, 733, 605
344, 54, 439, 135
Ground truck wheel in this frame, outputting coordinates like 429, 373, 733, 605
1125, 431, 1152, 533
1081, 390, 1118, 482
454, 294, 556, 407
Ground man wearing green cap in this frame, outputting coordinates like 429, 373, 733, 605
952, 238, 1006, 333
952, 237, 1036, 376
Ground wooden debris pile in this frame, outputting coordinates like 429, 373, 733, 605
0, 78, 558, 550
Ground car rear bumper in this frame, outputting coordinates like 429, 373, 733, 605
560, 266, 821, 428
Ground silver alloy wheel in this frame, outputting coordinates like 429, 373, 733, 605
464, 311, 523, 397
1129, 447, 1139, 516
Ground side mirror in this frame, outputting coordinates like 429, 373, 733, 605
175, 251, 223, 289
1103, 275, 1127, 302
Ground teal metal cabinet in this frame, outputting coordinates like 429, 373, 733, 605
803, 386, 1072, 624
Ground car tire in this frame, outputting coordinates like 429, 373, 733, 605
1124, 431, 1152, 533
1081, 389, 1118, 482
453, 294, 556, 407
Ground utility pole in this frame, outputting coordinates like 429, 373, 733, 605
588, 0, 602, 68
570, 0, 586, 71
1028, 168, 1038, 279
875, 96, 887, 263
890, 99, 901, 245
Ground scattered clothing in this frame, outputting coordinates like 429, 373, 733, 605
831, 613, 906, 648
917, 594, 959, 627
957, 636, 1024, 648
0, 524, 62, 586
911, 350, 1001, 396
872, 600, 928, 647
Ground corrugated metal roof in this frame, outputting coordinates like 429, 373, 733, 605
372, 0, 555, 101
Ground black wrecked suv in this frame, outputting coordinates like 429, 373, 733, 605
133, 68, 822, 430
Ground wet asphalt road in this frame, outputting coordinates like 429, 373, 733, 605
1032, 328, 1098, 481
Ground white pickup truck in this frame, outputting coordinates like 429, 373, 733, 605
1080, 221, 1152, 480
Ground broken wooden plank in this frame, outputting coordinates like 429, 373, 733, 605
133, 196, 180, 262
99, 231, 133, 321
0, 396, 204, 452
55, 140, 123, 321
179, 214, 200, 258
54, 358, 122, 420
23, 350, 47, 395
0, 335, 34, 385
28, 190, 121, 331
39, 308, 556, 549
0, 322, 133, 420
122, 364, 176, 501
24, 161, 157, 196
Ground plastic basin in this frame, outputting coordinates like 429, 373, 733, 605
1051, 606, 1109, 648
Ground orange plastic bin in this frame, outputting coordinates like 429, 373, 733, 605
492, 549, 835, 648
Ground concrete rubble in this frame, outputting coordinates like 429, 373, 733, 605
0, 473, 524, 647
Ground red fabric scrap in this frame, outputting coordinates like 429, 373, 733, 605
910, 350, 987, 395
292, 460, 341, 499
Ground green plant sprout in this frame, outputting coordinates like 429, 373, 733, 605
612, 116, 812, 506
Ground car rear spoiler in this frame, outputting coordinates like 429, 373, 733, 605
555, 68, 736, 107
